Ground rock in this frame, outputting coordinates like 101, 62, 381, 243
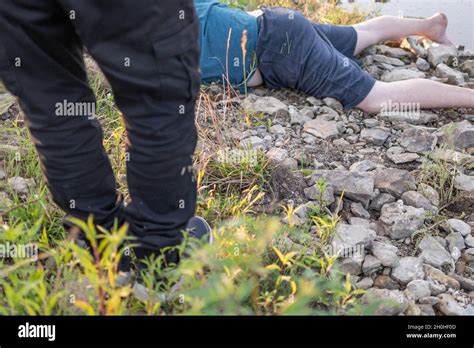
350, 202, 371, 219
419, 236, 454, 270
241, 94, 288, 117
0, 164, 5, 180
332, 138, 350, 147
360, 128, 390, 146
379, 111, 437, 125
330, 223, 376, 256
374, 168, 416, 197
270, 124, 286, 136
391, 257, 425, 285
375, 45, 413, 59
349, 217, 371, 227
437, 120, 474, 150
339, 256, 363, 275
349, 160, 377, 172
381, 68, 425, 82
361, 288, 408, 316
370, 192, 396, 212
446, 232, 466, 253
401, 36, 427, 56
406, 280, 431, 301
371, 241, 399, 267
363, 118, 379, 128
303, 119, 339, 140
0, 192, 13, 211
303, 184, 335, 205
427, 43, 457, 66
417, 183, 440, 207
355, 277, 374, 290
454, 173, 474, 192
435, 63, 466, 85
418, 304, 436, 315
240, 136, 265, 150
310, 170, 374, 207
436, 294, 465, 316
465, 235, 474, 248
289, 106, 311, 125
461, 59, 474, 77
423, 264, 460, 290
362, 255, 382, 275
431, 148, 473, 165
401, 191, 438, 213
448, 273, 474, 291
445, 219, 471, 237
7, 177, 34, 194
374, 275, 400, 290
322, 97, 343, 111
373, 54, 405, 66
266, 147, 288, 163
379, 200, 426, 239
416, 57, 430, 71
386, 148, 420, 164
399, 128, 437, 153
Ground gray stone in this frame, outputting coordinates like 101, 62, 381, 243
0, 191, 13, 211
416, 57, 430, 71
349, 217, 371, 227
338, 256, 363, 275
379, 200, 426, 239
374, 168, 417, 197
270, 124, 286, 136
435, 63, 466, 85
351, 202, 371, 219
399, 128, 437, 153
423, 264, 460, 290
303, 119, 339, 140
361, 288, 409, 316
406, 280, 431, 301
436, 294, 466, 316
427, 43, 457, 66
289, 106, 311, 125
386, 149, 420, 164
375, 45, 413, 59
0, 164, 5, 180
465, 235, 474, 248
373, 54, 405, 66
240, 136, 265, 150
370, 192, 396, 212
266, 147, 288, 163
391, 257, 425, 285
360, 128, 390, 146
362, 255, 382, 275
445, 219, 472, 237
419, 236, 454, 270
303, 184, 335, 205
331, 223, 376, 256
401, 191, 438, 213
454, 173, 474, 192
449, 273, 474, 291
417, 183, 440, 207
381, 68, 425, 82
355, 277, 374, 290
7, 177, 34, 194
364, 118, 379, 128
241, 94, 288, 117
310, 170, 374, 207
437, 120, 474, 150
446, 232, 466, 253
379, 110, 437, 125
349, 160, 377, 172
372, 241, 399, 267
461, 59, 474, 78
322, 97, 343, 111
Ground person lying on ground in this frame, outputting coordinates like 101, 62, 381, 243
194, 0, 474, 112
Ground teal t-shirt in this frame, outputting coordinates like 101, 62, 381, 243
193, 0, 258, 87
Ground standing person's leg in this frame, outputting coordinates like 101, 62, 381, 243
58, 0, 201, 261
0, 1, 122, 233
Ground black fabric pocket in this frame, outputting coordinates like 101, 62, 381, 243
0, 45, 20, 96
152, 18, 200, 100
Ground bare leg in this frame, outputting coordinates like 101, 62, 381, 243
353, 13, 451, 55
357, 80, 474, 113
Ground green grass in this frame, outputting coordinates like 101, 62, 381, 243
0, 1, 380, 315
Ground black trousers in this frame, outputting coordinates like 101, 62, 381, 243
0, 0, 201, 257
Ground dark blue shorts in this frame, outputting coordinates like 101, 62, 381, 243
256, 7, 376, 109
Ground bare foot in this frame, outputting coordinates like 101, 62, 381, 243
424, 12, 452, 45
